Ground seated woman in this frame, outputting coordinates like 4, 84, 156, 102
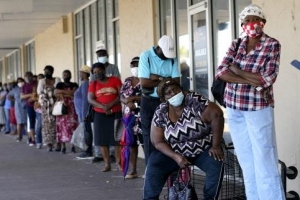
143, 79, 224, 200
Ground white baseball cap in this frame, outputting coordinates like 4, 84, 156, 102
158, 35, 176, 58
95, 41, 106, 52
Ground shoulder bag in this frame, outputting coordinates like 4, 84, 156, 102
52, 94, 67, 116
211, 38, 241, 107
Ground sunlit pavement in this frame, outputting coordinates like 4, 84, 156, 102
0, 133, 146, 200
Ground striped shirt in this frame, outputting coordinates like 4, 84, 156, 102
152, 92, 212, 157
215, 33, 281, 111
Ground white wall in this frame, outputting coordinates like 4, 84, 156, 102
35, 14, 76, 81
254, 0, 300, 193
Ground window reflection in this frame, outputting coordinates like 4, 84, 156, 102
192, 12, 209, 98
160, 0, 171, 35
176, 0, 190, 91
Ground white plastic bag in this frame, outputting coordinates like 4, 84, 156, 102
71, 123, 87, 150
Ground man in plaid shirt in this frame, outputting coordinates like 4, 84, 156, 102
215, 4, 285, 200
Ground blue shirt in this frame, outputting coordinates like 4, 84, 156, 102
74, 80, 89, 123
4, 95, 11, 109
138, 46, 180, 97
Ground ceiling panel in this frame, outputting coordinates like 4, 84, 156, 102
0, 0, 92, 58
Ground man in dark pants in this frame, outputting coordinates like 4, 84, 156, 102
138, 35, 180, 167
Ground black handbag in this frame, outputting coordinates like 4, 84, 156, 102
211, 38, 241, 107
168, 167, 198, 200
114, 111, 124, 141
83, 121, 93, 147
211, 79, 227, 107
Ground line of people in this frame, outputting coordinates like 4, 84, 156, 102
1, 43, 145, 180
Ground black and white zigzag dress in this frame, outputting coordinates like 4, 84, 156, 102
152, 92, 212, 157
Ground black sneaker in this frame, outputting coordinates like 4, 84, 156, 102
92, 156, 103, 163
76, 152, 93, 159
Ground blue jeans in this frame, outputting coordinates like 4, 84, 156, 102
227, 107, 285, 200
143, 148, 224, 200
140, 96, 161, 165
4, 108, 10, 133
35, 112, 42, 145
26, 106, 36, 130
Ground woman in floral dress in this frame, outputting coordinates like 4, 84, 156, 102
120, 56, 143, 179
55, 70, 78, 154
37, 65, 61, 152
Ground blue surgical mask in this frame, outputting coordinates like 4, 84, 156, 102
97, 56, 108, 64
168, 91, 184, 107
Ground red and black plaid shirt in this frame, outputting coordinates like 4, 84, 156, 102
216, 33, 281, 111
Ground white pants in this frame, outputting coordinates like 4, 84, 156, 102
227, 107, 285, 200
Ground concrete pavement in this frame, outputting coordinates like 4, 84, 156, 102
0, 133, 154, 200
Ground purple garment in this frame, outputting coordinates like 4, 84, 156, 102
21, 80, 37, 107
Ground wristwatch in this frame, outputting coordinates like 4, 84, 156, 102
159, 76, 164, 81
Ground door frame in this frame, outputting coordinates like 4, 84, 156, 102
187, 1, 214, 99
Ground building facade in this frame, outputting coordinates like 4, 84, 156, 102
0, 0, 299, 194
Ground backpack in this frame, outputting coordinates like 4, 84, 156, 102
211, 38, 241, 107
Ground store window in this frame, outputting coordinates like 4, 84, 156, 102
235, 0, 252, 36
26, 41, 36, 74
0, 60, 3, 81
190, 0, 204, 6
6, 50, 21, 81
74, 0, 119, 80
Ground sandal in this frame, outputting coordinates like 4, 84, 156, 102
101, 165, 111, 172
116, 164, 122, 171
125, 173, 138, 179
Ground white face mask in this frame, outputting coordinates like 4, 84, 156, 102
18, 82, 25, 88
130, 67, 138, 77
97, 56, 108, 64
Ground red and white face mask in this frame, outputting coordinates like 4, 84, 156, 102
242, 21, 265, 38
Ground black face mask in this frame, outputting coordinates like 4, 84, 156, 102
94, 72, 105, 80
44, 73, 52, 79
64, 77, 71, 83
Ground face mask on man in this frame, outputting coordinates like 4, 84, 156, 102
130, 67, 138, 77
25, 77, 33, 83
44, 73, 52, 79
168, 91, 184, 107
97, 56, 108, 64
64, 77, 71, 83
18, 82, 25, 88
242, 21, 264, 38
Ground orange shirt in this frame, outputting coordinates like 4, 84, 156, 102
88, 76, 122, 113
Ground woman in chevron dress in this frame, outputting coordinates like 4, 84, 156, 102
143, 79, 225, 200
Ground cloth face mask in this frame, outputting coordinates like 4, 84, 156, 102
130, 67, 138, 77
242, 21, 265, 38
